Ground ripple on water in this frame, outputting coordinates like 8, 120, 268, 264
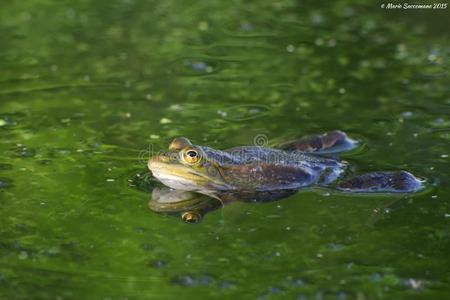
221, 104, 271, 121
402, 278, 427, 291
430, 117, 450, 128
128, 170, 157, 192
172, 274, 215, 287
0, 112, 24, 128
170, 58, 219, 75
14, 145, 36, 158
141, 243, 153, 252
0, 163, 13, 170
0, 178, 13, 190
220, 281, 234, 289
435, 131, 450, 141
149, 260, 166, 269
257, 286, 284, 300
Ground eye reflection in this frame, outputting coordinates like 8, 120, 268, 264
181, 211, 202, 223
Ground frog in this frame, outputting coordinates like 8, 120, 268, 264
147, 131, 423, 222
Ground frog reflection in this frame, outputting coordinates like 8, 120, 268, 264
148, 186, 298, 224
149, 186, 222, 224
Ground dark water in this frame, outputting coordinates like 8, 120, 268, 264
0, 0, 449, 299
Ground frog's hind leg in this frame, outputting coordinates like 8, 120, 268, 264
280, 130, 357, 154
337, 171, 423, 193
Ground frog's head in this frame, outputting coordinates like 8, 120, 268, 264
148, 137, 230, 193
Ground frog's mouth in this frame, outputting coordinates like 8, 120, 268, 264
148, 159, 231, 192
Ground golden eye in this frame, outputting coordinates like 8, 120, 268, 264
181, 211, 202, 224
182, 148, 201, 164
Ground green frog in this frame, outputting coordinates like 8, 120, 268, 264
147, 131, 423, 222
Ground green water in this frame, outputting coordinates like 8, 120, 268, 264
1, 0, 449, 299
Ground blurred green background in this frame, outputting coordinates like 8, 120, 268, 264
0, 0, 449, 299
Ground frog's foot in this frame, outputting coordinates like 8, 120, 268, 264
337, 171, 423, 193
280, 130, 357, 154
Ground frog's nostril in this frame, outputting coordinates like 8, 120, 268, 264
158, 152, 170, 161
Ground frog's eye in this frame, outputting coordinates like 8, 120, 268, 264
182, 148, 201, 164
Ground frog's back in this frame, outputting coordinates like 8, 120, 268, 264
201, 146, 345, 191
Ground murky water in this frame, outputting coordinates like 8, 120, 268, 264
1, 1, 449, 299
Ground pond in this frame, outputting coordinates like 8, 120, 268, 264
0, 0, 449, 299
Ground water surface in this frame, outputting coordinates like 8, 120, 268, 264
0, 0, 449, 299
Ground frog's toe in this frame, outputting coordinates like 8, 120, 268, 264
337, 171, 423, 193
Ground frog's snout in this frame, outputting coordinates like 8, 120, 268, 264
148, 152, 170, 168
148, 155, 158, 169
148, 154, 164, 171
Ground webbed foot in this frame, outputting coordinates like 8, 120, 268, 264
280, 130, 357, 154
337, 171, 423, 193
